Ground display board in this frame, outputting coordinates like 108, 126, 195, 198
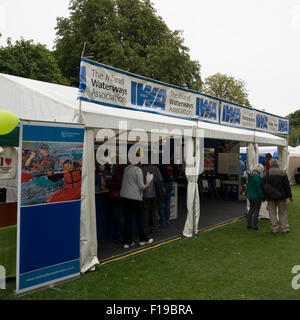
204, 148, 215, 170
16, 121, 84, 295
78, 58, 289, 135
218, 153, 239, 175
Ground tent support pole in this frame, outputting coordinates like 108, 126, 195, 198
78, 42, 86, 124
78, 99, 82, 124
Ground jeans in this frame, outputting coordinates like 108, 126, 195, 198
143, 197, 159, 233
247, 199, 262, 229
159, 182, 173, 226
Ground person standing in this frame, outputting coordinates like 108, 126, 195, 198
142, 163, 163, 234
264, 153, 273, 170
120, 163, 153, 248
262, 159, 293, 234
246, 164, 265, 230
239, 156, 245, 176
157, 164, 173, 227
106, 164, 126, 243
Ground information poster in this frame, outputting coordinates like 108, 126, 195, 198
16, 121, 84, 295
204, 148, 215, 170
218, 153, 239, 175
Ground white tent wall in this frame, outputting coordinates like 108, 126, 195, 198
247, 143, 259, 170
198, 121, 287, 147
182, 128, 203, 238
278, 146, 289, 172
0, 73, 80, 123
80, 128, 99, 272
288, 149, 300, 184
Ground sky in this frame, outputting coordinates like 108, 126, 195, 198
0, 0, 299, 117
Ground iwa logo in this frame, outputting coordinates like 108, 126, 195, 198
196, 97, 217, 120
256, 114, 268, 130
61, 131, 81, 138
0, 265, 5, 289
131, 81, 166, 109
222, 105, 241, 124
278, 119, 288, 133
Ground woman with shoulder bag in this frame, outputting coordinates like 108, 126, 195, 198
245, 164, 265, 230
120, 163, 153, 249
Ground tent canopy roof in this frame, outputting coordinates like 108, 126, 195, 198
0, 73, 287, 146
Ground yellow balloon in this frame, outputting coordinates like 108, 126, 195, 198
0, 110, 19, 135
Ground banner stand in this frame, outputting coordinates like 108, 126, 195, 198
15, 120, 85, 296
14, 274, 81, 297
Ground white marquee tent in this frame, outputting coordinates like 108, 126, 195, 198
288, 146, 300, 185
0, 72, 289, 272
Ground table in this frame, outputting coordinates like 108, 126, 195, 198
0, 224, 17, 278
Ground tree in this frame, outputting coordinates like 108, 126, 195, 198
287, 109, 300, 146
0, 36, 69, 85
203, 73, 252, 107
54, 0, 203, 90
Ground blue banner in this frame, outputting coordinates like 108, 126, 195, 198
16, 121, 84, 295
78, 58, 289, 135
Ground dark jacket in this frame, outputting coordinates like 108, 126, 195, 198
107, 166, 125, 192
156, 164, 171, 183
246, 170, 264, 200
142, 165, 163, 199
262, 168, 292, 200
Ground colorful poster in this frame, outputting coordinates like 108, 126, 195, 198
21, 141, 83, 206
204, 148, 215, 170
16, 121, 85, 295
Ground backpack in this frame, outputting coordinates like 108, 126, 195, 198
263, 170, 282, 200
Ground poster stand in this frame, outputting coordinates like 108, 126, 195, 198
15, 120, 85, 295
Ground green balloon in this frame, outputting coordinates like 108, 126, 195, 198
0, 110, 19, 135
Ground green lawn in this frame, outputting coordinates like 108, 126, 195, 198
1, 185, 300, 300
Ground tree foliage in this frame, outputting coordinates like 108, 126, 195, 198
203, 73, 252, 107
287, 109, 300, 146
54, 0, 203, 89
0, 36, 69, 85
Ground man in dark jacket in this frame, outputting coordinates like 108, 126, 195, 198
262, 159, 293, 234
